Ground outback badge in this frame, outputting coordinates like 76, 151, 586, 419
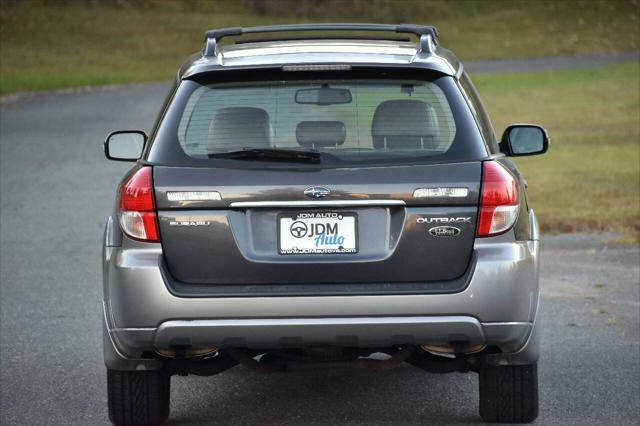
429, 226, 461, 237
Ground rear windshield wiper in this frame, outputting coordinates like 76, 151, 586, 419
208, 148, 321, 163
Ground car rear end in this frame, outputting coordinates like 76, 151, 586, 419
102, 24, 542, 425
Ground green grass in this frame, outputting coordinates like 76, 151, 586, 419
473, 62, 640, 236
1, 0, 639, 95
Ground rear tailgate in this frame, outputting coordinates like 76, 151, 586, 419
154, 162, 480, 285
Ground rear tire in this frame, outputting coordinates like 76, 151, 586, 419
479, 363, 539, 423
107, 369, 170, 426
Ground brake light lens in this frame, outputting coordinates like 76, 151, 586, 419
477, 161, 519, 237
118, 166, 159, 242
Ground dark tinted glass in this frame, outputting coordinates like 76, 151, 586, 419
147, 70, 488, 167
459, 73, 499, 154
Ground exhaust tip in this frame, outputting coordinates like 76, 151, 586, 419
156, 347, 218, 359
420, 343, 486, 356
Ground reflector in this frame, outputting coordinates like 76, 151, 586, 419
166, 191, 221, 201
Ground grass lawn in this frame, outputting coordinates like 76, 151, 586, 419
473, 62, 640, 237
1, 0, 639, 95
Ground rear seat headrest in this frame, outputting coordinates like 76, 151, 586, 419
208, 107, 270, 149
372, 100, 438, 137
371, 100, 440, 150
296, 121, 346, 148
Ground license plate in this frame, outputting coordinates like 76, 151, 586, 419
279, 212, 358, 255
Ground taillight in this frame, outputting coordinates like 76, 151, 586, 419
476, 161, 519, 237
118, 166, 159, 242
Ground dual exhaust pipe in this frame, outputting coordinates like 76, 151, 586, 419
158, 343, 485, 376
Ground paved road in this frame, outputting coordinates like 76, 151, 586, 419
465, 51, 639, 73
1, 51, 638, 105
1, 81, 639, 425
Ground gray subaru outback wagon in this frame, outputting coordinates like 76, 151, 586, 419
103, 24, 548, 425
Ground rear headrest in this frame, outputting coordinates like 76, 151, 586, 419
296, 121, 346, 148
371, 100, 439, 138
207, 107, 270, 149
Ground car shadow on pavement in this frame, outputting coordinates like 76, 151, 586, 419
167, 364, 483, 425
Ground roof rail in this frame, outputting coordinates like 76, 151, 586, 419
202, 23, 438, 57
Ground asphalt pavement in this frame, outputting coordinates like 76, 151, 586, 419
1, 57, 639, 425
464, 51, 639, 73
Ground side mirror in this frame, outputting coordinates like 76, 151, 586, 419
104, 131, 147, 161
500, 124, 549, 157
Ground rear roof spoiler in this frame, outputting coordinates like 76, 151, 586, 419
202, 23, 439, 58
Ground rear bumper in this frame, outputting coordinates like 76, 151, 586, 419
116, 314, 532, 350
103, 215, 540, 370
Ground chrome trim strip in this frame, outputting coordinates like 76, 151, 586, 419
482, 322, 532, 327
529, 209, 540, 241
456, 62, 464, 79
229, 199, 406, 208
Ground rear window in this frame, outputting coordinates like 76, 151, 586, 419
148, 72, 487, 166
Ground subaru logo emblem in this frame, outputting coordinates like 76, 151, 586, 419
304, 186, 330, 199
